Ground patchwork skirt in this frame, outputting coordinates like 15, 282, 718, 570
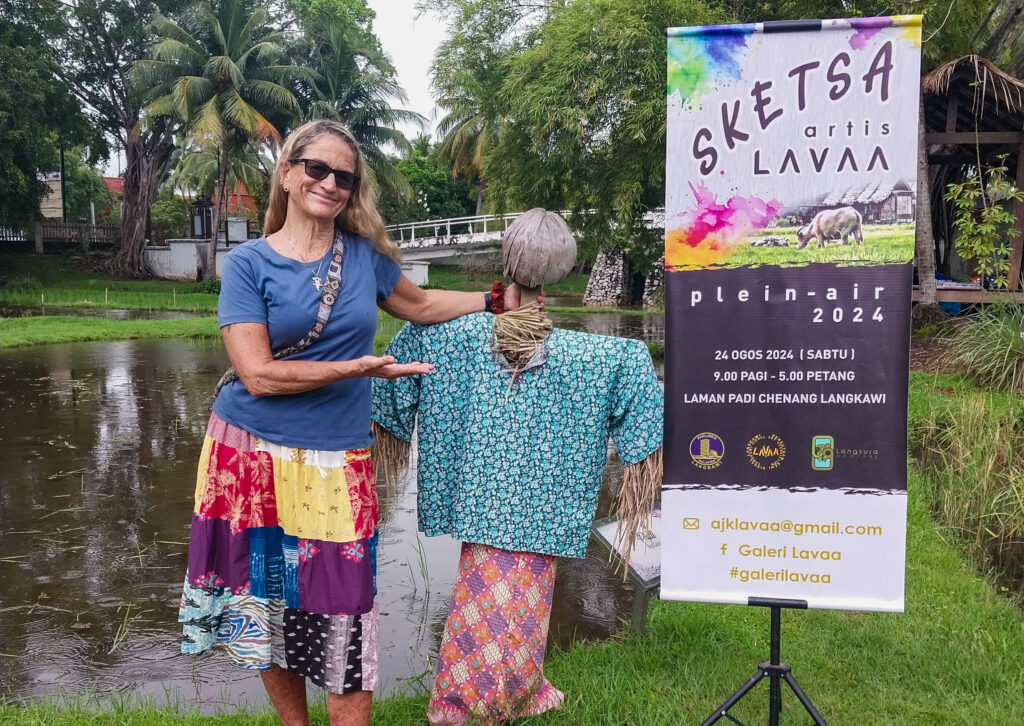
427, 543, 564, 725
179, 412, 379, 693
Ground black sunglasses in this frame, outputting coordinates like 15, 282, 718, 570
290, 158, 360, 191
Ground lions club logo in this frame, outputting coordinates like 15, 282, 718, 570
690, 432, 724, 469
746, 434, 786, 470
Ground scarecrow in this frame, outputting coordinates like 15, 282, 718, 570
371, 209, 663, 724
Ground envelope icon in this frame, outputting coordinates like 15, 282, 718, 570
682, 517, 700, 530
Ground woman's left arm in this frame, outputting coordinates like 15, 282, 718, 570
379, 276, 486, 324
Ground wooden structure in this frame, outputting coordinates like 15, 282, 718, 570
920, 55, 1024, 302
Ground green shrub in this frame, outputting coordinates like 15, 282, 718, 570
190, 279, 221, 294
2, 274, 43, 293
943, 302, 1024, 391
916, 392, 1024, 595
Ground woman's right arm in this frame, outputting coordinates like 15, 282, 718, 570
222, 322, 433, 397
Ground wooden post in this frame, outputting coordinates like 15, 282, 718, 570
34, 223, 43, 254
1007, 142, 1024, 292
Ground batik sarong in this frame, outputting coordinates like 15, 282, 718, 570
178, 412, 379, 693
427, 543, 564, 725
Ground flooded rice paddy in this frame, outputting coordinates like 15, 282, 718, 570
0, 311, 661, 711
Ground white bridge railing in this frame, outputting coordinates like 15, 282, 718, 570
386, 212, 525, 247
385, 209, 667, 249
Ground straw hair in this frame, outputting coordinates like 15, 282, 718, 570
612, 446, 663, 575
264, 119, 401, 263
370, 419, 411, 486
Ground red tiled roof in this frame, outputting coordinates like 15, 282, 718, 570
104, 177, 125, 193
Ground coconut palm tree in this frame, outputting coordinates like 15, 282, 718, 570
169, 134, 272, 210
133, 0, 301, 277
298, 18, 424, 199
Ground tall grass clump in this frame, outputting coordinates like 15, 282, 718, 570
1, 274, 43, 293
916, 391, 1024, 595
943, 302, 1024, 391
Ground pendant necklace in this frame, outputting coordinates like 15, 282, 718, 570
288, 237, 329, 291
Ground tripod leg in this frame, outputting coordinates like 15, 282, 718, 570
782, 671, 828, 725
700, 669, 766, 726
769, 670, 781, 726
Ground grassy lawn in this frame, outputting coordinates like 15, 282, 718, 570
721, 224, 916, 269
0, 256, 597, 314
0, 254, 219, 312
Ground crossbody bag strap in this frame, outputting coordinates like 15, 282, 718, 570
213, 230, 346, 398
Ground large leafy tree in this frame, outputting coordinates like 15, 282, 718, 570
486, 0, 726, 271
377, 135, 477, 224
51, 0, 185, 275
134, 0, 301, 277
424, 0, 551, 213
0, 2, 97, 229
297, 17, 425, 198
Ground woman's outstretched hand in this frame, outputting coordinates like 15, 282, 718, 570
357, 355, 434, 379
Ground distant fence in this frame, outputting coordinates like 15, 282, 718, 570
0, 222, 121, 250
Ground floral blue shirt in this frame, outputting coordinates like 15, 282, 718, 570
371, 314, 663, 558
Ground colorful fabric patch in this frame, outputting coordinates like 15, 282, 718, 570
181, 413, 380, 690
427, 542, 563, 725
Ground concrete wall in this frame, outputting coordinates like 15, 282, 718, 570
146, 238, 433, 286
402, 261, 429, 286
144, 239, 229, 281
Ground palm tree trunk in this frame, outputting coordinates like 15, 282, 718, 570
475, 178, 487, 216
206, 140, 230, 280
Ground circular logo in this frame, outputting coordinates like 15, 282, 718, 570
690, 432, 724, 469
746, 434, 786, 470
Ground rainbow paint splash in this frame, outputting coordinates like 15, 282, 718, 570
848, 15, 921, 50
667, 28, 753, 105
666, 183, 783, 269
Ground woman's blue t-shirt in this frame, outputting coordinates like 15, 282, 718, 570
213, 235, 402, 450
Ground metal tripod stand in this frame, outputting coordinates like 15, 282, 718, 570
701, 597, 828, 726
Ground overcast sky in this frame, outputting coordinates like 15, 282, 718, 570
366, 0, 447, 139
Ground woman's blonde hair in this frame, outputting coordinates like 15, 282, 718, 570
264, 119, 401, 263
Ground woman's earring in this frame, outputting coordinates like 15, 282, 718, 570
283, 186, 289, 193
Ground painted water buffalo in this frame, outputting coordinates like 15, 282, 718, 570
796, 206, 864, 249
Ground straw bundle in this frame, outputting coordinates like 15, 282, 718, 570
370, 419, 411, 487
493, 301, 552, 374
612, 446, 663, 575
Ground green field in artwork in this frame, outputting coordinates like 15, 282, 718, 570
724, 223, 916, 268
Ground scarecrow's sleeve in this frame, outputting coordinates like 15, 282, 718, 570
608, 339, 664, 568
609, 340, 663, 465
370, 322, 425, 483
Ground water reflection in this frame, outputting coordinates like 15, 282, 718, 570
0, 338, 646, 712
549, 311, 664, 342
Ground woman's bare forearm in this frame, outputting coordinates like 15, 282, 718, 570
222, 323, 383, 397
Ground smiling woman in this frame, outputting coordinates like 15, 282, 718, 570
176, 118, 515, 726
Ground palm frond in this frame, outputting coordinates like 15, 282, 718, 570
204, 55, 245, 89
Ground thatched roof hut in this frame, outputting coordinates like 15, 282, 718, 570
921, 55, 1024, 299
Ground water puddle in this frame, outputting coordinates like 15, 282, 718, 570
0, 338, 649, 712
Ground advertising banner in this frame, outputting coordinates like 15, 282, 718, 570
661, 17, 921, 611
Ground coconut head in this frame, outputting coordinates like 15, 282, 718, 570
502, 209, 577, 288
